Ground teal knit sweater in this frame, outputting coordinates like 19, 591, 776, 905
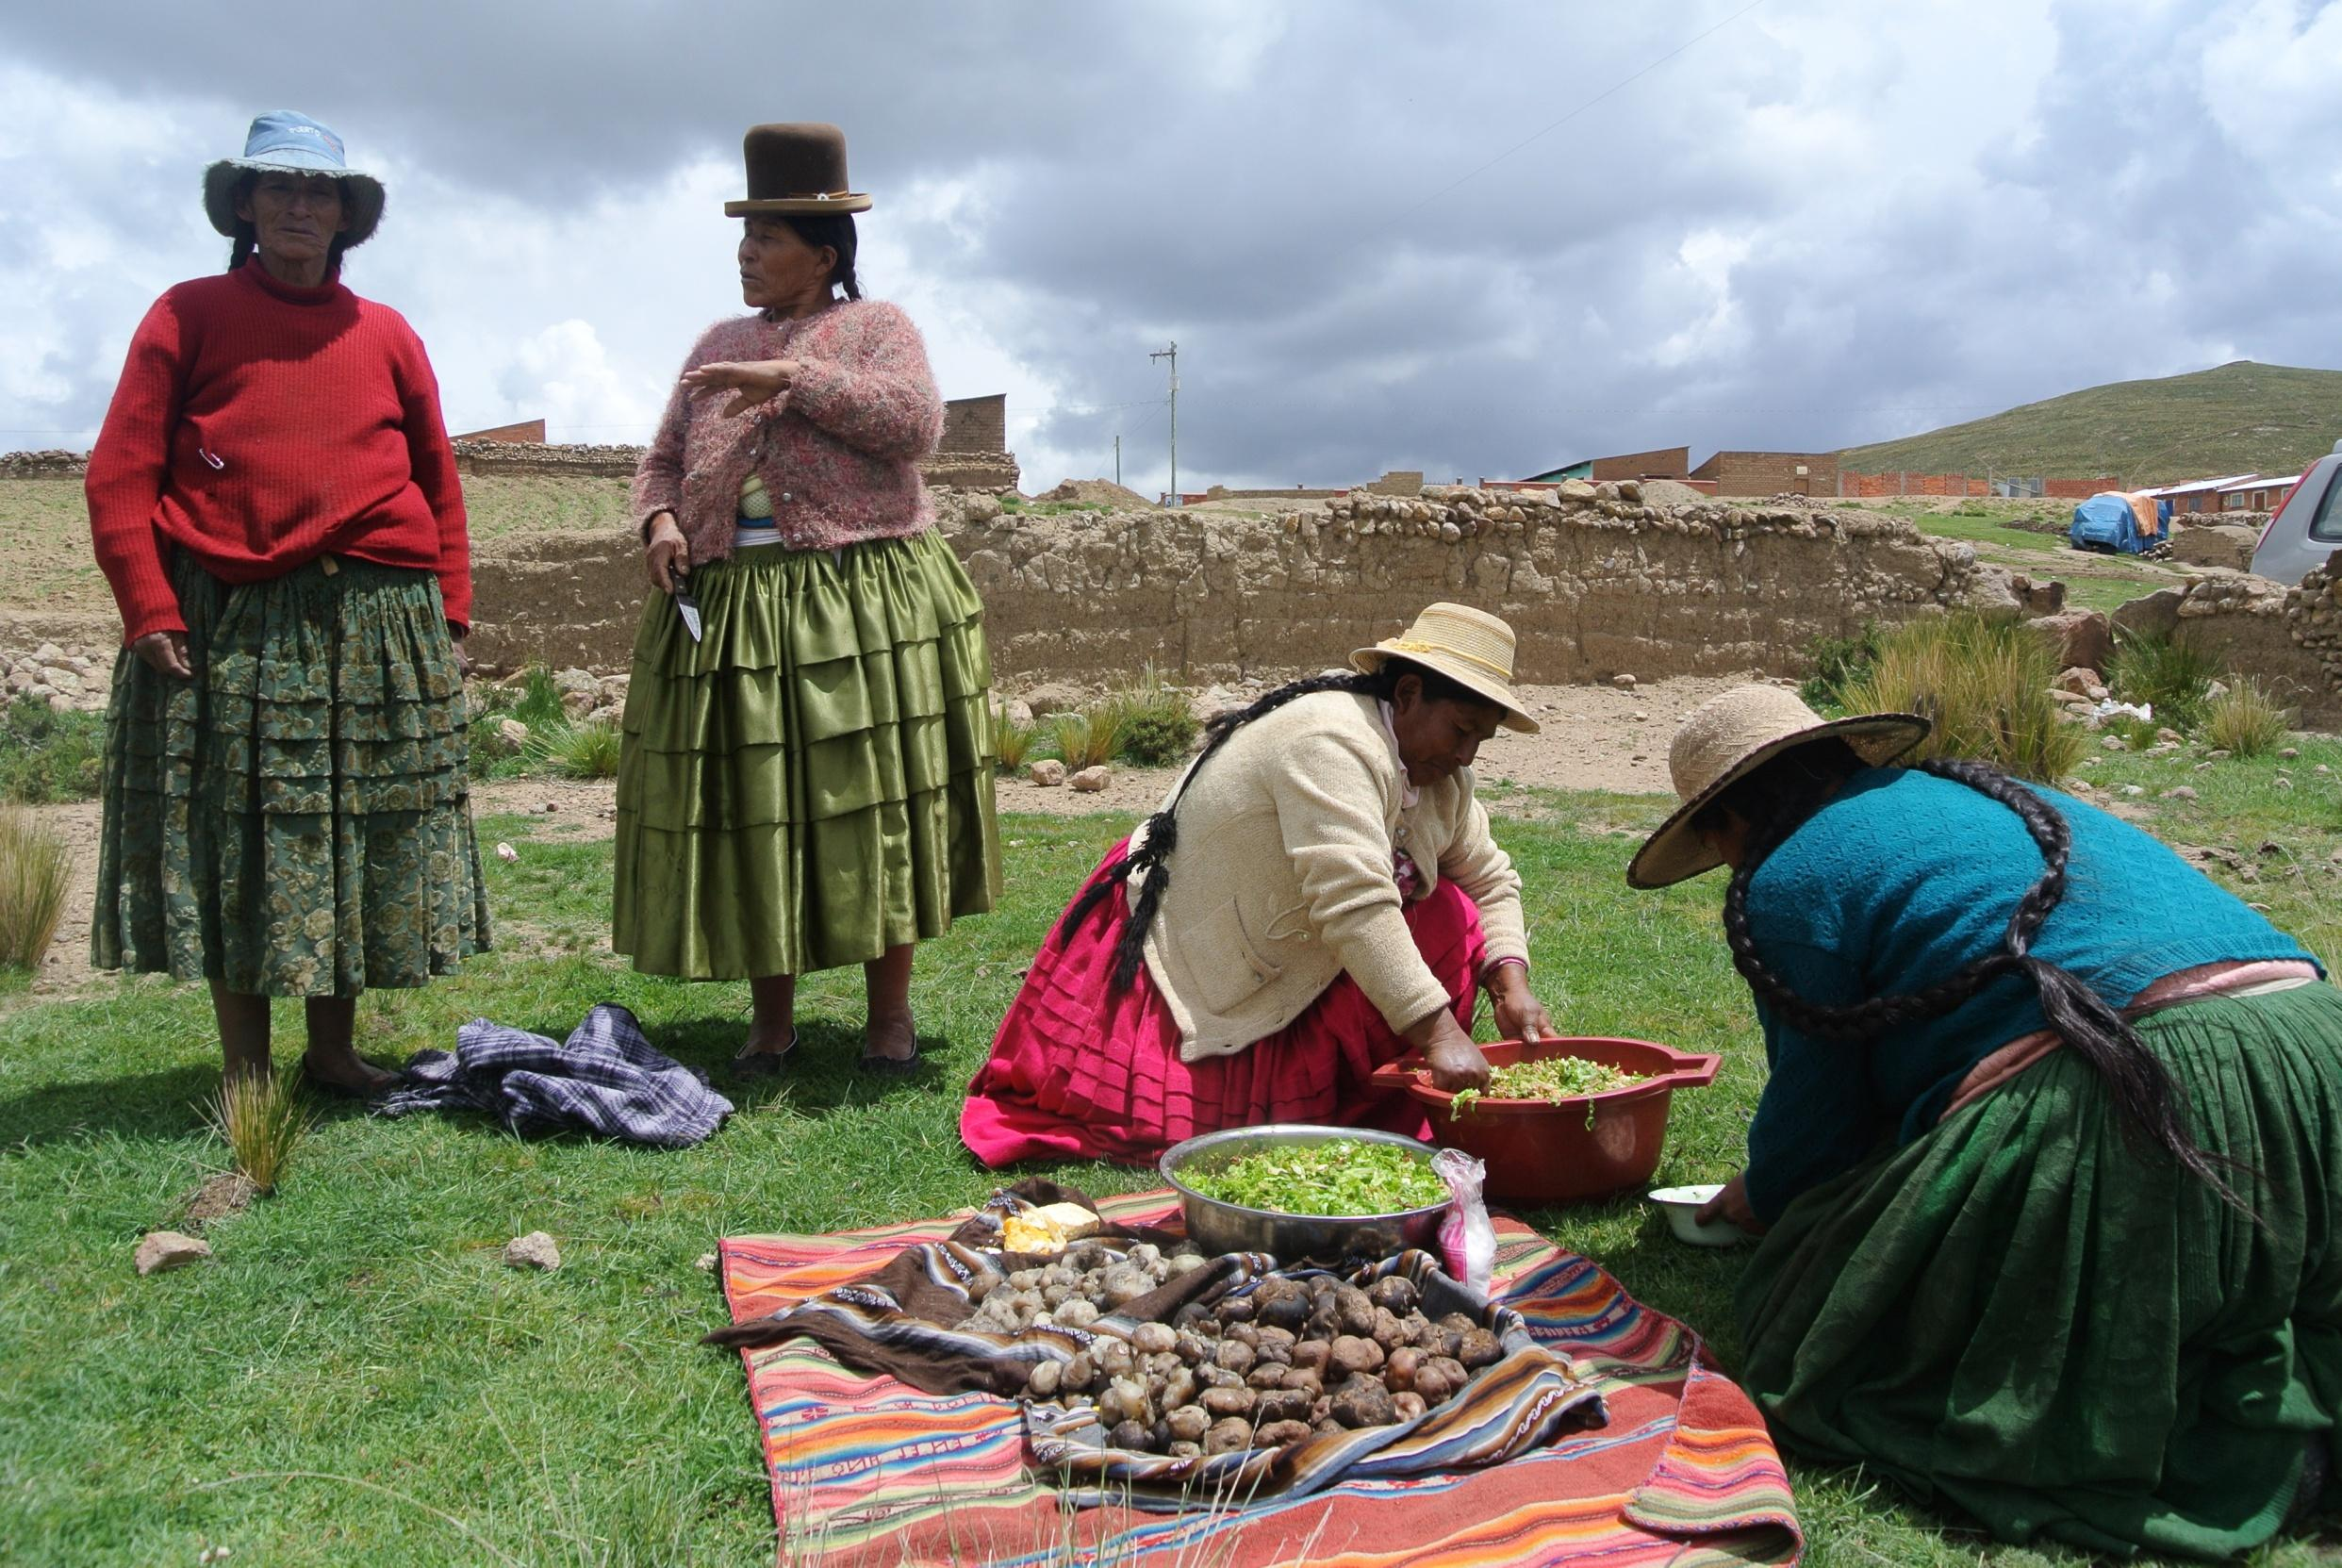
1739, 767, 2320, 1222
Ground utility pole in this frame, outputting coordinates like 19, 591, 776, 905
1150, 342, 1179, 504
1113, 435, 1121, 488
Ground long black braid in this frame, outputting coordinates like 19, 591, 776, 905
1054, 662, 1492, 992
1718, 751, 2253, 1212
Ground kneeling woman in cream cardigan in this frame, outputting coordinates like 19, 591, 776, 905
962, 603, 1557, 1165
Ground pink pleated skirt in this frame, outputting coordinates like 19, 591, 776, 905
960, 840, 1486, 1167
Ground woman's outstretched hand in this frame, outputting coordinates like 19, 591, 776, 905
680, 358, 801, 417
644, 513, 690, 594
1486, 964, 1555, 1043
1696, 1171, 1762, 1234
132, 630, 190, 678
1408, 1007, 1492, 1095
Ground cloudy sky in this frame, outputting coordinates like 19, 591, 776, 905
2, 0, 2337, 496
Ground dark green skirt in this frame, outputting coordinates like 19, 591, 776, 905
611, 529, 1001, 980
1737, 982, 2342, 1560
92, 553, 489, 998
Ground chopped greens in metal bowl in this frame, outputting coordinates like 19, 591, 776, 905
1448, 1056, 1644, 1118
1183, 1139, 1446, 1217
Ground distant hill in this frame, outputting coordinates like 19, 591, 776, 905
1837, 361, 2342, 486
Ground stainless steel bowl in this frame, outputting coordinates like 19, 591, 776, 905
1159, 1124, 1450, 1263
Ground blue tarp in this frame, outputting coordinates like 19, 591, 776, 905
2070, 492, 2144, 554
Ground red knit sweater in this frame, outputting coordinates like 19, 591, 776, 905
85, 258, 471, 643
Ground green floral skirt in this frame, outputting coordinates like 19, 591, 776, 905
612, 529, 1002, 980
1736, 982, 2342, 1560
92, 553, 489, 998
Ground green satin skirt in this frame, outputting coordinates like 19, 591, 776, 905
611, 529, 1002, 980
92, 553, 489, 998
1736, 981, 2342, 1559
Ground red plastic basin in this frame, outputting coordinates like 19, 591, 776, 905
1370, 1036, 1721, 1205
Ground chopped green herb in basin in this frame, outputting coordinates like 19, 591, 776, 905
1448, 1056, 1643, 1119
1185, 1141, 1447, 1216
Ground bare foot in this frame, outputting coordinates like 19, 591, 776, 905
738, 1017, 798, 1060
862, 1011, 917, 1065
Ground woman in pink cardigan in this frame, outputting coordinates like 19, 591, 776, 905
615, 124, 1001, 1074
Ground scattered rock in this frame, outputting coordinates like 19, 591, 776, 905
2120, 784, 2145, 797
1612, 673, 1638, 690
2279, 747, 2300, 759
2156, 728, 2184, 745
504, 1231, 562, 1271
2053, 667, 2101, 697
1003, 699, 1034, 727
1631, 711, 1650, 723
491, 718, 530, 753
2020, 609, 2114, 676
2206, 750, 2232, 761
1029, 759, 1067, 787
1020, 683, 1086, 718
2101, 735, 2128, 752
2275, 777, 2294, 791
136, 1230, 212, 1275
1069, 766, 1112, 792
2161, 786, 2199, 801
181, 1171, 259, 1224
696, 1251, 719, 1273
495, 842, 519, 863
2205, 680, 2230, 701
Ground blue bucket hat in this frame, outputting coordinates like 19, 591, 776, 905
202, 110, 386, 248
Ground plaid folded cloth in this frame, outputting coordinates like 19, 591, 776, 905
377, 1003, 733, 1147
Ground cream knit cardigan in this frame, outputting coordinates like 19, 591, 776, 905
1131, 689, 1530, 1061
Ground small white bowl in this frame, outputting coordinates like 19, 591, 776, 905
1648, 1184, 1747, 1247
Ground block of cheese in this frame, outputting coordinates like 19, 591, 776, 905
1030, 1201, 1102, 1240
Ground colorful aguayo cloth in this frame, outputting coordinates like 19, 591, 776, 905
92, 553, 487, 996
717, 1189, 1803, 1567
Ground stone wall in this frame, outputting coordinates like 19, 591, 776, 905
465, 476, 2005, 685
2166, 520, 2261, 571
2110, 549, 2342, 732
1, 450, 87, 478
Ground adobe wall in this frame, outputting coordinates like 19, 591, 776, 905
464, 478, 2006, 685
2111, 550, 2342, 732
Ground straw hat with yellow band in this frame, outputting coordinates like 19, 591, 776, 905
1350, 602, 1541, 734
1627, 685, 1930, 889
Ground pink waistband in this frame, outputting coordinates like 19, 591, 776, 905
1936, 960, 2324, 1123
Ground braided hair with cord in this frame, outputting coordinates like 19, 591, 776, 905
1696, 744, 2253, 1212
1053, 661, 1500, 993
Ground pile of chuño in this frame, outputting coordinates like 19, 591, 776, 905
960, 1242, 1502, 1457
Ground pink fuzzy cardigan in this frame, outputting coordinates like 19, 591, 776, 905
630, 300, 945, 562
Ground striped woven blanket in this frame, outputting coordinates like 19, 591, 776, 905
720, 1189, 1803, 1566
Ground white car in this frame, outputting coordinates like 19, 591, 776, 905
2251, 438, 2342, 586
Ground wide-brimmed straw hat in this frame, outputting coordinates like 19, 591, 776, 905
1350, 603, 1540, 734
1626, 685, 1930, 889
725, 123, 872, 216
203, 110, 385, 248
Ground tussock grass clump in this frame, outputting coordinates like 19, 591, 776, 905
992, 702, 1037, 770
529, 718, 623, 780
0, 806, 74, 972
503, 665, 571, 731
2204, 682, 2290, 758
1839, 612, 2086, 782
0, 695, 106, 804
2108, 633, 2218, 733
204, 1072, 316, 1193
1105, 665, 1198, 766
1050, 708, 1124, 770
1799, 623, 1883, 713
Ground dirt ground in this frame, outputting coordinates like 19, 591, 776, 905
9, 677, 1742, 1005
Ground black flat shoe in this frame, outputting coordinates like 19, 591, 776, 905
733, 1032, 799, 1079
856, 1046, 921, 1076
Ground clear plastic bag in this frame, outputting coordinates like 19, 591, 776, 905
1433, 1147, 1496, 1300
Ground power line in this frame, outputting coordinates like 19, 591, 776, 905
1396, 0, 1769, 220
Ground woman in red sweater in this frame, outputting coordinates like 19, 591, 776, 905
85, 111, 487, 1096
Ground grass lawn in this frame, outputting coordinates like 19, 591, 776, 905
3, 792, 2338, 1565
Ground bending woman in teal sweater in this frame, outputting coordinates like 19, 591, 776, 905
1630, 685, 2341, 1560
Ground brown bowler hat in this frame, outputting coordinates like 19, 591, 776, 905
724, 123, 872, 217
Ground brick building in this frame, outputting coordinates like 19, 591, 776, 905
938, 393, 1007, 454
1691, 450, 1840, 496
454, 418, 547, 443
